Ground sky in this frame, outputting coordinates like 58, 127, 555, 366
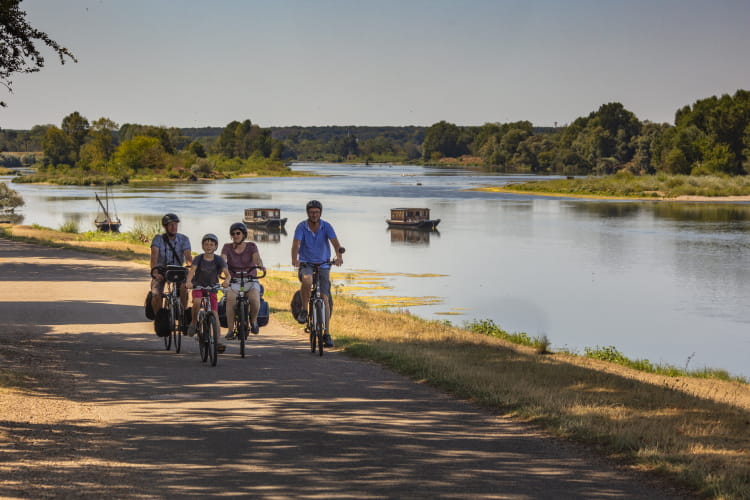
2, 0, 750, 130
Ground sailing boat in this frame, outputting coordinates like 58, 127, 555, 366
94, 185, 121, 232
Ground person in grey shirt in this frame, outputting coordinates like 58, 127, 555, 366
149, 213, 193, 314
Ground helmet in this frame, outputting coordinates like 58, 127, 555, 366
229, 222, 247, 237
201, 233, 218, 245
162, 213, 180, 227
306, 199, 322, 212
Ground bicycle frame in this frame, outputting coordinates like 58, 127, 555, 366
194, 285, 221, 366
302, 260, 335, 356
228, 267, 266, 358
162, 265, 187, 352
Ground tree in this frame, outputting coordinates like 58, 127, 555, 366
0, 0, 76, 106
112, 136, 165, 174
78, 117, 117, 171
0, 181, 24, 212
61, 111, 89, 157
41, 125, 73, 165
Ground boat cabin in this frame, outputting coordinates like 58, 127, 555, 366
386, 208, 440, 230
243, 208, 287, 228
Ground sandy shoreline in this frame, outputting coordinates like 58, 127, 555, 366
473, 186, 750, 202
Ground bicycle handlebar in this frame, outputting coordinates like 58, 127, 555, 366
231, 265, 267, 280
300, 247, 346, 269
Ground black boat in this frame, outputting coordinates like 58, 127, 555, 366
94, 187, 121, 232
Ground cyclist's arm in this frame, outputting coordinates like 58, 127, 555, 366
220, 264, 231, 288
183, 248, 193, 267
330, 237, 343, 266
291, 238, 301, 268
149, 246, 163, 279
252, 249, 265, 271
185, 263, 197, 289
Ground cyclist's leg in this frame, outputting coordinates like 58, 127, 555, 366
248, 286, 260, 328
208, 291, 225, 350
187, 290, 201, 336
225, 285, 239, 337
151, 278, 165, 314
319, 268, 334, 347
179, 282, 190, 310
297, 266, 313, 322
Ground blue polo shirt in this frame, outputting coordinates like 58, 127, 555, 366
294, 219, 337, 266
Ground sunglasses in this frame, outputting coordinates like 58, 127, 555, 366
231, 231, 244, 236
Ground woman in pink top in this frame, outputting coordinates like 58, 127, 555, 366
221, 222, 265, 338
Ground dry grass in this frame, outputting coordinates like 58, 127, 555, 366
3, 225, 750, 498
263, 276, 750, 499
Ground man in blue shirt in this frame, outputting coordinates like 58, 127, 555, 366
291, 200, 344, 347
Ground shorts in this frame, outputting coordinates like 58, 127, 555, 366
299, 265, 331, 296
192, 289, 219, 312
150, 277, 166, 296
227, 279, 261, 298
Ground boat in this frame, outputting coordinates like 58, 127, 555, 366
386, 208, 440, 230
243, 208, 287, 228
94, 186, 121, 232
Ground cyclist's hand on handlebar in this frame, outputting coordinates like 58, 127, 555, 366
334, 256, 343, 266
222, 279, 230, 288
185, 282, 193, 290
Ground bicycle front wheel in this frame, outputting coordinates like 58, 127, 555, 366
208, 314, 219, 366
163, 303, 172, 351
173, 303, 182, 353
238, 301, 248, 358
199, 317, 208, 363
314, 299, 326, 356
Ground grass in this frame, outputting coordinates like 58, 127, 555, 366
2, 224, 749, 498
478, 172, 750, 199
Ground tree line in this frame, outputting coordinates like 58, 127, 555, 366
2, 89, 750, 178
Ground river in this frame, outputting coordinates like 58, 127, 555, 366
5, 163, 750, 379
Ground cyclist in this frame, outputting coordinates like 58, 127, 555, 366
221, 222, 265, 338
149, 213, 193, 316
291, 200, 344, 347
185, 233, 230, 337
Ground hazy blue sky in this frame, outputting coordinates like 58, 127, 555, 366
3, 0, 750, 130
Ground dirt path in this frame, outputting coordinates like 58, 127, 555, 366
0, 239, 689, 499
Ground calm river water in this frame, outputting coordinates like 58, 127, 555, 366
5, 163, 750, 379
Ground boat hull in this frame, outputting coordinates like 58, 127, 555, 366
244, 218, 287, 228
95, 221, 121, 232
386, 218, 440, 230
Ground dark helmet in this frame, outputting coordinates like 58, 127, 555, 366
229, 222, 247, 237
306, 199, 322, 212
201, 233, 218, 245
162, 213, 180, 227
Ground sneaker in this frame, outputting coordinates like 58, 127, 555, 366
187, 324, 197, 337
251, 322, 259, 334
296, 311, 307, 324
225, 330, 236, 340
323, 333, 334, 348
217, 343, 226, 353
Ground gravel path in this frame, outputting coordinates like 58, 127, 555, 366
0, 239, 690, 499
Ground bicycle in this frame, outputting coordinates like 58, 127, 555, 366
226, 266, 267, 358
193, 285, 222, 366
302, 247, 345, 356
162, 265, 188, 352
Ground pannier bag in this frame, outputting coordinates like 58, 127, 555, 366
145, 291, 155, 320
153, 308, 171, 337
257, 299, 270, 327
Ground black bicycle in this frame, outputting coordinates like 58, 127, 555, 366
302, 248, 344, 356
194, 285, 222, 366
227, 266, 266, 358
163, 265, 188, 352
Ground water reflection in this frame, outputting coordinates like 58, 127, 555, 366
249, 227, 287, 243
651, 203, 750, 225
388, 227, 439, 245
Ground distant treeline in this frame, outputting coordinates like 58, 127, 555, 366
2, 88, 750, 177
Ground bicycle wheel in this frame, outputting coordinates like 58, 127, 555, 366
199, 318, 208, 363
163, 302, 172, 351
173, 302, 182, 353
238, 301, 248, 358
314, 299, 326, 356
208, 314, 219, 366
308, 304, 316, 353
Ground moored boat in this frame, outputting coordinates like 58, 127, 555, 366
94, 187, 121, 232
243, 208, 287, 228
386, 208, 440, 230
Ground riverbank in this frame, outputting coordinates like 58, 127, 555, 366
1, 224, 748, 498
474, 173, 750, 202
